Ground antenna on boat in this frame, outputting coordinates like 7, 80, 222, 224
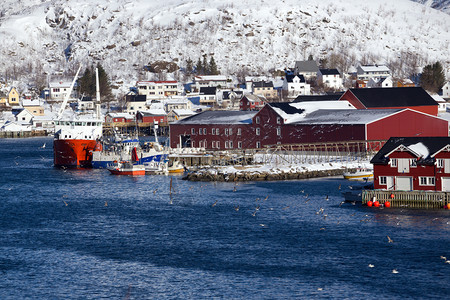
57, 65, 82, 119
95, 67, 101, 120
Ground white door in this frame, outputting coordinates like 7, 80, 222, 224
398, 159, 410, 173
445, 159, 450, 174
395, 177, 413, 191
441, 177, 450, 191
386, 177, 394, 190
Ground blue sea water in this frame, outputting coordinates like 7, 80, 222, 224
0, 137, 449, 299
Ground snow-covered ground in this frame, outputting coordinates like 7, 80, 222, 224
0, 0, 449, 95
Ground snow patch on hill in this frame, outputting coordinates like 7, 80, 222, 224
0, 0, 449, 96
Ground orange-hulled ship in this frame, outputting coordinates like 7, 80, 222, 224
53, 66, 103, 168
53, 119, 103, 168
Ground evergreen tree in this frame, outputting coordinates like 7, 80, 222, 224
195, 58, 203, 75
202, 55, 209, 75
186, 58, 193, 74
96, 63, 112, 102
77, 64, 112, 102
209, 56, 219, 75
420, 62, 446, 93
78, 67, 95, 97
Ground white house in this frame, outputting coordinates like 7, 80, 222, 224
317, 69, 343, 90
199, 87, 217, 106
48, 81, 78, 102
443, 81, 450, 98
367, 76, 393, 88
136, 80, 180, 100
282, 74, 311, 99
15, 109, 34, 124
163, 97, 193, 112
357, 65, 391, 81
193, 75, 230, 91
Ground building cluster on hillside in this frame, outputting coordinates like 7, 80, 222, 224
1, 60, 450, 142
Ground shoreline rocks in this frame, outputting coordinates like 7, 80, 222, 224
183, 167, 355, 182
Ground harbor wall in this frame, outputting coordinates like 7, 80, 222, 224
183, 168, 353, 182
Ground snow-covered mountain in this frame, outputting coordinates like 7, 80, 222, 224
0, 0, 449, 96
410, 0, 450, 13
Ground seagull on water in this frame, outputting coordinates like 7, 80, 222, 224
392, 269, 399, 274
368, 264, 374, 268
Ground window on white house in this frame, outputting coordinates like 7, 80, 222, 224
419, 177, 435, 186
390, 158, 397, 167
379, 176, 387, 185
256, 128, 260, 135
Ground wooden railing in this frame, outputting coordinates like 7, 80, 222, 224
362, 190, 448, 209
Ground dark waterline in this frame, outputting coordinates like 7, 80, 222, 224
0, 137, 449, 299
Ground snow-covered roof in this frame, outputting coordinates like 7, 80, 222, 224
138, 109, 167, 116
49, 81, 74, 88
171, 109, 196, 116
293, 109, 403, 125
107, 112, 134, 119
359, 65, 390, 73
407, 142, 430, 158
270, 100, 355, 124
22, 99, 42, 106
195, 75, 228, 81
175, 110, 256, 125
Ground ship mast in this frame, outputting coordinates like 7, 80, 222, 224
57, 65, 82, 119
95, 68, 101, 120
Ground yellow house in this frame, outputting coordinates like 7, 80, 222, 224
8, 87, 20, 106
23, 100, 45, 116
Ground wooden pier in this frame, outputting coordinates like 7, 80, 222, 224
362, 190, 449, 209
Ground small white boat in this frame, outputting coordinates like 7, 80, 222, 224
107, 161, 145, 176
168, 159, 186, 174
144, 161, 168, 175
343, 169, 373, 180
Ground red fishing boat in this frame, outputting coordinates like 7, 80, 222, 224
107, 161, 146, 176
53, 66, 103, 168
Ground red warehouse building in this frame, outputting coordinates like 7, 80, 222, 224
371, 137, 450, 191
169, 101, 449, 151
339, 87, 439, 116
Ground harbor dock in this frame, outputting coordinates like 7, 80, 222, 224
362, 190, 449, 209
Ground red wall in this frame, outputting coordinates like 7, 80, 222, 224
367, 110, 448, 141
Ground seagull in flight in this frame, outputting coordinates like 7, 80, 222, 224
387, 236, 394, 243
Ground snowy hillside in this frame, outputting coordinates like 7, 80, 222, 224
410, 0, 450, 13
0, 0, 449, 96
